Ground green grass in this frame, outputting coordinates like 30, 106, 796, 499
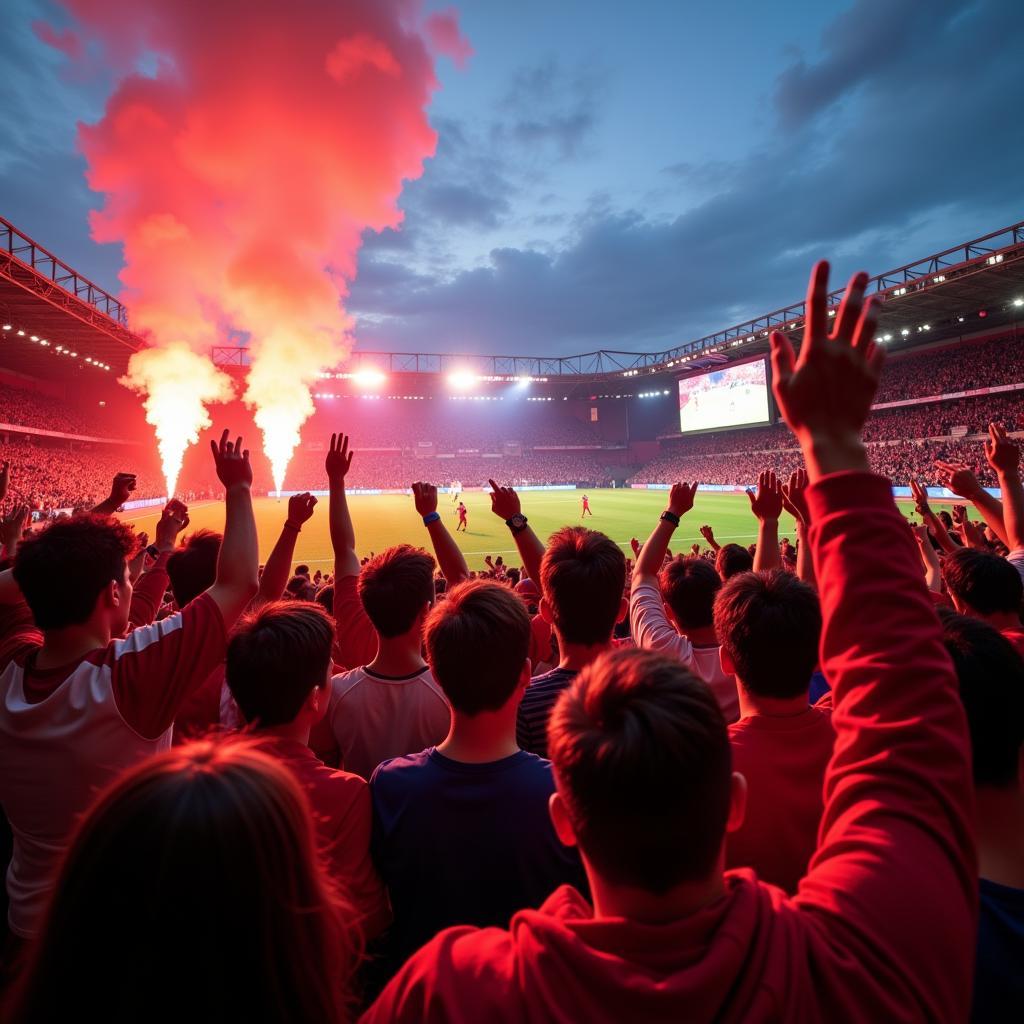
119, 487, 973, 571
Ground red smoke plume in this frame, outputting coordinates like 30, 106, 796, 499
42, 0, 469, 493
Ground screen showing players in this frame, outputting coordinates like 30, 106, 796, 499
677, 359, 770, 433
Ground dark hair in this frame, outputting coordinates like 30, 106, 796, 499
285, 575, 317, 602
660, 556, 721, 630
167, 529, 222, 607
941, 612, 1024, 787
715, 543, 753, 580
315, 585, 334, 614
295, 564, 310, 578
541, 527, 625, 646
714, 570, 822, 699
226, 602, 336, 728
424, 580, 530, 715
13, 515, 136, 630
941, 547, 1023, 617
357, 545, 435, 638
548, 648, 731, 891
4, 736, 354, 1023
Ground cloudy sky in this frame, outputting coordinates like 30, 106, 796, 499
2, 0, 1022, 357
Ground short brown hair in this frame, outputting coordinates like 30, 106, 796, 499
424, 580, 530, 715
167, 529, 222, 607
715, 543, 753, 580
226, 602, 335, 727
660, 556, 721, 630
548, 648, 731, 891
357, 545, 435, 638
713, 570, 821, 699
541, 527, 625, 646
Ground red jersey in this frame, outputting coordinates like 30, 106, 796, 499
333, 574, 378, 671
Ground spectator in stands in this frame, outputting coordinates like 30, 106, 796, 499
629, 485, 739, 721
715, 569, 829, 892
370, 580, 584, 975
941, 546, 1024, 655
0, 431, 258, 939
3, 736, 354, 1022
515, 525, 627, 758
225, 600, 388, 941
940, 613, 1024, 1022
361, 261, 976, 1024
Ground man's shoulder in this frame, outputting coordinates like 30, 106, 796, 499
523, 667, 575, 697
370, 747, 434, 788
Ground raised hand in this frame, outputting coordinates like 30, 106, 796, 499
934, 460, 983, 499
746, 469, 784, 522
630, 537, 642, 558
0, 505, 30, 551
210, 429, 253, 490
287, 491, 318, 527
412, 481, 438, 517
155, 499, 190, 551
985, 422, 1019, 477
109, 472, 137, 507
690, 542, 700, 556
910, 477, 932, 518
0, 461, 9, 503
781, 467, 811, 525
699, 524, 715, 543
488, 479, 521, 520
770, 261, 882, 472
326, 432, 354, 484
668, 481, 698, 518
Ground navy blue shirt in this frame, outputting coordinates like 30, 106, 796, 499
370, 747, 586, 966
973, 877, 1024, 1022
516, 667, 577, 758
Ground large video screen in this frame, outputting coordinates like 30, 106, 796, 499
678, 359, 770, 433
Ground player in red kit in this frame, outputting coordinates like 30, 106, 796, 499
456, 501, 468, 532
581, 494, 592, 518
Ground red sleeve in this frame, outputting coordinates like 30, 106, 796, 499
333, 574, 377, 671
128, 552, 171, 627
794, 471, 976, 1021
0, 599, 42, 671
109, 592, 228, 740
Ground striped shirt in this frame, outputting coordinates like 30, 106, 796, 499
516, 667, 577, 759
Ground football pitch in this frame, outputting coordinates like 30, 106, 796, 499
119, 487, 948, 571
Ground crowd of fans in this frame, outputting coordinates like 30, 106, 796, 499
0, 265, 1019, 1022
0, 381, 118, 439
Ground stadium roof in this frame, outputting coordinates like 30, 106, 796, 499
2, 212, 1023, 391
0, 216, 143, 381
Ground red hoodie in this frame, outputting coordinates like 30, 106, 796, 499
360, 472, 977, 1024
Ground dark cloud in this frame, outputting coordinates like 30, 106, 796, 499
414, 181, 510, 228
352, 0, 1024, 356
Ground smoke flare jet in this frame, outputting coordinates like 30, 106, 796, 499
45, 0, 471, 488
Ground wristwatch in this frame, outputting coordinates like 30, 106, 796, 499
660, 511, 680, 527
506, 514, 529, 534
146, 544, 161, 559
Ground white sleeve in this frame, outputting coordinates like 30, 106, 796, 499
1008, 548, 1024, 584
629, 579, 695, 668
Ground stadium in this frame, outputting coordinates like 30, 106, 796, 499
3, 214, 1023, 566
3, 1, 1024, 1019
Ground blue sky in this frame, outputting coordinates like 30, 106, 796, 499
2, 0, 1022, 357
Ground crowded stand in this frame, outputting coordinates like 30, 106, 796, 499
0, 261, 1020, 1023
0, 380, 119, 439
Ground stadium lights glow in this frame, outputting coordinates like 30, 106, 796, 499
29, 335, 38, 341
933, 275, 946, 284
1013, 298, 1024, 307
987, 254, 1004, 265
893, 287, 907, 296
448, 370, 478, 390
901, 329, 910, 336
2, 324, 11, 330
958, 316, 966, 322
350, 368, 386, 388
16, 330, 25, 336
882, 334, 893, 342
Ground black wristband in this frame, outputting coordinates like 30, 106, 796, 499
660, 510, 680, 527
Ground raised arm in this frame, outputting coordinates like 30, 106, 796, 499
772, 261, 974, 1021
128, 500, 188, 626
91, 473, 137, 517
326, 432, 359, 579
986, 422, 1024, 551
633, 482, 697, 584
698, 523, 720, 552
413, 482, 468, 588
488, 480, 545, 586
205, 430, 260, 626
747, 470, 783, 572
257, 492, 317, 606
910, 522, 943, 593
0, 505, 30, 561
910, 477, 957, 555
935, 459, 1008, 546
781, 467, 815, 585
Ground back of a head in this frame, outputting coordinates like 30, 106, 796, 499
13, 515, 136, 630
357, 544, 435, 638
424, 579, 530, 715
941, 612, 1024, 788
166, 529, 222, 608
660, 555, 721, 631
541, 527, 626, 646
315, 584, 334, 615
226, 601, 336, 728
715, 543, 753, 581
713, 570, 822, 699
5, 735, 352, 1023
941, 547, 1023, 617
548, 648, 730, 892
286, 575, 317, 602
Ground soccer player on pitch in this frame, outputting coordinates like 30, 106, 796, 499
581, 494, 593, 518
456, 501, 468, 532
